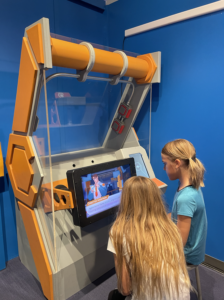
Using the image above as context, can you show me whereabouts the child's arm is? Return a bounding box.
[177,215,191,246]
[114,254,132,296]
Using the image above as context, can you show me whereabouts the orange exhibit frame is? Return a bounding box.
[6,18,164,300]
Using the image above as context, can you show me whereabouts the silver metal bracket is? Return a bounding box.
[110,51,128,85]
[77,42,95,82]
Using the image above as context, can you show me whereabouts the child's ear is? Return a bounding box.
[175,159,181,169]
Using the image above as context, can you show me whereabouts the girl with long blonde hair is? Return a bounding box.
[161,139,207,266]
[107,176,191,300]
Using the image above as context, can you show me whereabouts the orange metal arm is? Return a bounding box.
[18,201,54,300]
[12,37,38,133]
[0,143,4,177]
[51,38,156,83]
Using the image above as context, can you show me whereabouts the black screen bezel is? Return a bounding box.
[67,158,136,227]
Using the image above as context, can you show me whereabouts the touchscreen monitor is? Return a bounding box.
[67,158,136,227]
[81,164,131,218]
[129,153,149,178]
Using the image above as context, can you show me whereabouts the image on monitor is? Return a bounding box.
[129,153,149,178]
[81,164,131,218]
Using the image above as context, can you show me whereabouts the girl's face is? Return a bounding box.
[161,154,180,181]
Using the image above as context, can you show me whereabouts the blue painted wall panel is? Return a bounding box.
[0,167,18,269]
[108,0,224,261]
[107,0,218,49]
[82,0,105,10]
[53,0,108,44]
[0,179,6,270]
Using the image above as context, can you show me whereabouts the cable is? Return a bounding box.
[122,37,126,50]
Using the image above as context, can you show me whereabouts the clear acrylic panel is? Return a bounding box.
[32,68,133,271]
[51,33,141,58]
[29,33,141,279]
[33,70,57,272]
[34,72,130,155]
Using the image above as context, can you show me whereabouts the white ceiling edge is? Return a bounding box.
[105,0,118,5]
[125,0,224,37]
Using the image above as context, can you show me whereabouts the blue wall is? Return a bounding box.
[0,0,108,270]
[108,0,224,261]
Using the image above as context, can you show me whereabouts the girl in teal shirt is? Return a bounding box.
[161,139,207,265]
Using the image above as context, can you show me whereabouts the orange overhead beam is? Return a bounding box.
[18,201,54,300]
[51,38,156,83]
[126,56,148,78]
[51,38,89,70]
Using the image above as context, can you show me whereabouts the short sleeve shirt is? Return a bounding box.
[171,186,207,265]
[107,236,190,300]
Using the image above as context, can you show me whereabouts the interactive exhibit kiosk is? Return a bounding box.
[6,18,167,300]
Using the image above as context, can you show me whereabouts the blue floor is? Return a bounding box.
[0,257,223,300]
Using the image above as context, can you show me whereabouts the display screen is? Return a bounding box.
[129,153,149,178]
[81,164,132,218]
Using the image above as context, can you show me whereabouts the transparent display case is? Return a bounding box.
[32,68,138,298]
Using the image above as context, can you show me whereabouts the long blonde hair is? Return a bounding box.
[162,139,205,189]
[110,176,190,299]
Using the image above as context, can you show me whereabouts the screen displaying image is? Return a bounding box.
[129,153,149,178]
[81,164,131,218]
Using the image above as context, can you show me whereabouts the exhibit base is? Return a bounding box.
[15,197,114,300]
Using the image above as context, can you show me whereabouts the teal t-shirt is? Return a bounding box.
[171,186,207,265]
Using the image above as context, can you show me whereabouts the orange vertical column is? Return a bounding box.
[0,143,4,177]
[9,20,54,300]
[18,201,54,300]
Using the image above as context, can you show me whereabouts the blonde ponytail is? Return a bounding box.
[188,157,205,189]
[162,139,205,189]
